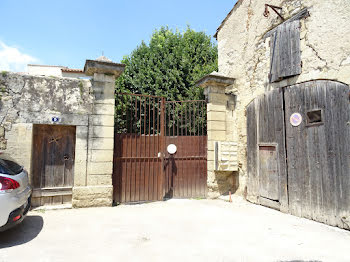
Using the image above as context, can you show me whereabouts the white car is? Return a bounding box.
[0,154,32,232]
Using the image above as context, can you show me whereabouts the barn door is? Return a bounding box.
[246,88,288,211]
[284,80,350,227]
[32,124,76,206]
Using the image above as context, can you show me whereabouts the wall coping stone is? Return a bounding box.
[196,72,235,88]
[84,59,125,77]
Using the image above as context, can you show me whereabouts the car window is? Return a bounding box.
[0,154,23,175]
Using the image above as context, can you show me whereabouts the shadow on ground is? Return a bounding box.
[0,215,44,248]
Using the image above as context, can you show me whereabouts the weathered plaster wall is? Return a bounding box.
[0,69,117,207]
[216,0,350,197]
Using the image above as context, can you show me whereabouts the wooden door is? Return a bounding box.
[32,124,76,205]
[258,145,279,201]
[284,80,350,227]
[246,88,288,211]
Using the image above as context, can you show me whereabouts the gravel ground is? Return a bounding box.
[1,197,349,262]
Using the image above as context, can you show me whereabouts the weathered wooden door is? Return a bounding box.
[32,124,76,205]
[246,88,288,211]
[284,80,350,227]
[258,145,279,201]
[247,80,350,229]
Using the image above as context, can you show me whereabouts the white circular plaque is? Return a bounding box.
[167,144,177,154]
[290,113,302,126]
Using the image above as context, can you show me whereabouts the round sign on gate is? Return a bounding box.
[290,113,302,126]
[167,144,177,154]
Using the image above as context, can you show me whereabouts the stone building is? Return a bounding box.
[0,58,125,208]
[197,0,350,229]
[27,64,87,78]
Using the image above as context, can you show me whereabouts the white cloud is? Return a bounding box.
[0,41,38,72]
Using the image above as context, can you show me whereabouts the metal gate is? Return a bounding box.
[113,94,207,204]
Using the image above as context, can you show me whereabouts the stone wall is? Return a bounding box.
[214,0,350,198]
[0,59,124,207]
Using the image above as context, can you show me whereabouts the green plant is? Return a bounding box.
[1,71,8,77]
[116,25,218,101]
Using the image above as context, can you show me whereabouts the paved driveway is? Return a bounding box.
[0,197,349,262]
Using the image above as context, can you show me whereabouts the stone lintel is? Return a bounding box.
[84,59,125,77]
[196,73,235,89]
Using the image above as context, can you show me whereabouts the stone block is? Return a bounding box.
[0,138,7,150]
[207,150,215,161]
[93,104,114,115]
[72,185,113,207]
[91,149,114,162]
[0,126,5,137]
[208,130,226,141]
[91,115,114,127]
[88,161,113,175]
[92,126,114,138]
[208,93,228,104]
[207,160,215,172]
[72,198,112,208]
[92,138,114,150]
[74,149,87,162]
[207,111,226,121]
[207,103,226,112]
[73,160,87,187]
[93,73,115,83]
[87,174,112,186]
[207,121,226,131]
[75,137,88,150]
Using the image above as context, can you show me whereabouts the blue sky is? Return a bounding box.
[0,0,236,72]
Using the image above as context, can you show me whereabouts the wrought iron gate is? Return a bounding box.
[113,94,207,204]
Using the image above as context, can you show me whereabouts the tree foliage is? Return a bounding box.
[116,26,218,101]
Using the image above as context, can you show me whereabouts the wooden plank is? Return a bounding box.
[279,22,289,78]
[264,8,309,39]
[258,145,279,200]
[246,99,258,198]
[290,20,302,76]
[259,197,281,210]
[32,187,72,197]
[269,30,280,82]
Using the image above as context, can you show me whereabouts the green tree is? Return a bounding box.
[116,26,218,101]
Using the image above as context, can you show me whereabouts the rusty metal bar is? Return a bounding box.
[116,92,163,99]
[176,103,179,137]
[172,102,175,136]
[160,97,165,199]
[165,100,206,103]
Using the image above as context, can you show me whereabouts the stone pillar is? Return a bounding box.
[196,73,237,198]
[72,58,125,207]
